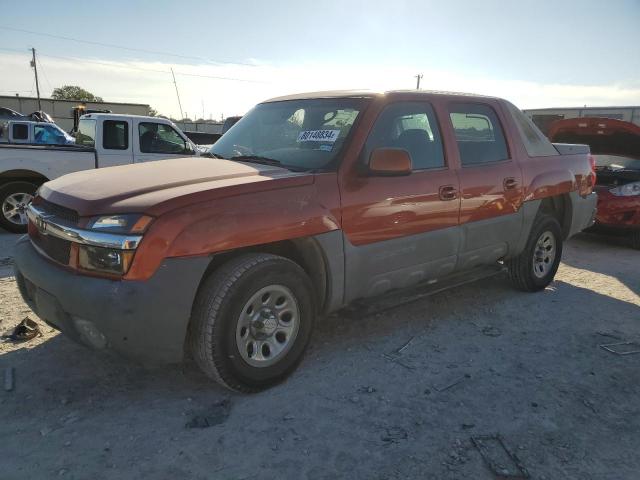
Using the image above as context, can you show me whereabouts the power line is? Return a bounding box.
[0,25,257,67]
[0,47,269,83]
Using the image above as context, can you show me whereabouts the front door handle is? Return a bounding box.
[439,185,458,201]
[503,177,518,190]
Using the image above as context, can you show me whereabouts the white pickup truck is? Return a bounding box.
[0,114,198,232]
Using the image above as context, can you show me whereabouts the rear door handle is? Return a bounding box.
[503,177,518,190]
[439,185,458,201]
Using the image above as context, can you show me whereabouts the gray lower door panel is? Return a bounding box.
[344,226,460,303]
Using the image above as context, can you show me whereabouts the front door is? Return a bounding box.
[134,121,195,163]
[340,101,461,302]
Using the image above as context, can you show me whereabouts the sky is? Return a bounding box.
[1,0,639,119]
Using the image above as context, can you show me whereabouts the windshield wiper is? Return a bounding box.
[229,155,283,167]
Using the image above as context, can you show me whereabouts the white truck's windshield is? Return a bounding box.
[209,98,368,170]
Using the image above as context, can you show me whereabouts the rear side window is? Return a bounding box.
[506,102,557,157]
[449,104,509,165]
[76,119,97,147]
[12,123,28,140]
[364,102,445,170]
[103,120,129,150]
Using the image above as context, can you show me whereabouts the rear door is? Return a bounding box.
[446,101,524,270]
[340,100,461,302]
[134,120,196,163]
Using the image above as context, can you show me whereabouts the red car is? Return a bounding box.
[549,117,640,249]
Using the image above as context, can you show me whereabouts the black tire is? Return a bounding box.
[631,231,640,250]
[190,253,316,393]
[0,181,39,233]
[507,214,563,292]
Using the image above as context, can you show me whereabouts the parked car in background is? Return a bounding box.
[0,113,199,232]
[14,90,597,392]
[548,117,640,249]
[0,120,75,146]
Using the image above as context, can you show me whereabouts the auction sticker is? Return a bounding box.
[297,130,340,142]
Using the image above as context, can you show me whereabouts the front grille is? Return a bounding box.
[38,199,79,225]
[31,231,71,265]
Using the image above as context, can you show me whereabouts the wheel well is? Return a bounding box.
[539,194,572,239]
[198,238,329,314]
[0,170,48,186]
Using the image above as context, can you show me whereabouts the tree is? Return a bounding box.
[51,85,103,102]
[148,107,158,117]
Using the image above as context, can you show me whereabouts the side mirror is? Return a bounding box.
[368,148,412,176]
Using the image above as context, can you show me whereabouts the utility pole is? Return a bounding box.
[414,73,423,90]
[170,68,184,120]
[30,48,42,110]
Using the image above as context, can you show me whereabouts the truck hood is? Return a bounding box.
[39,157,313,217]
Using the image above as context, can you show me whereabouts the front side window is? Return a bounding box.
[103,120,129,150]
[449,103,509,165]
[76,119,97,147]
[363,102,445,170]
[210,98,367,170]
[138,122,188,154]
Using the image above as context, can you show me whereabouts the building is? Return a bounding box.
[524,106,640,136]
[0,95,150,132]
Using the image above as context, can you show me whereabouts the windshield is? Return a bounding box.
[209,98,368,170]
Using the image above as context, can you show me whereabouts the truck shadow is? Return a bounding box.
[564,232,640,297]
[0,276,638,478]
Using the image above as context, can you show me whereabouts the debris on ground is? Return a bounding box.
[482,326,503,337]
[471,434,529,479]
[4,367,14,392]
[185,399,232,429]
[435,374,471,392]
[394,336,416,354]
[599,342,640,356]
[381,426,408,444]
[357,386,377,394]
[1,317,41,342]
[0,257,13,267]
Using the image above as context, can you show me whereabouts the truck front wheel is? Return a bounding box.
[0,181,39,233]
[190,253,316,393]
[507,214,563,292]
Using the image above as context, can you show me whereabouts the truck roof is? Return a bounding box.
[79,113,173,122]
[263,89,497,103]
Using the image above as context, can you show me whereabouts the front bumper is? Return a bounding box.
[13,236,210,364]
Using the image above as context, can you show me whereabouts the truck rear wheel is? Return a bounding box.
[0,181,38,233]
[507,214,563,292]
[190,253,316,393]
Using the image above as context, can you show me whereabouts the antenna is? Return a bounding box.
[30,48,42,110]
[414,73,423,90]
[170,67,184,120]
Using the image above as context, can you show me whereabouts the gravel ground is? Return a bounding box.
[0,230,638,480]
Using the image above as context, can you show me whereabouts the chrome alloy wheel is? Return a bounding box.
[2,192,33,226]
[236,285,300,368]
[532,230,556,279]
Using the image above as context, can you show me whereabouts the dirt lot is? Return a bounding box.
[0,230,638,480]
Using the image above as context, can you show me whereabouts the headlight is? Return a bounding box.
[78,245,135,275]
[87,214,153,233]
[610,182,640,197]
